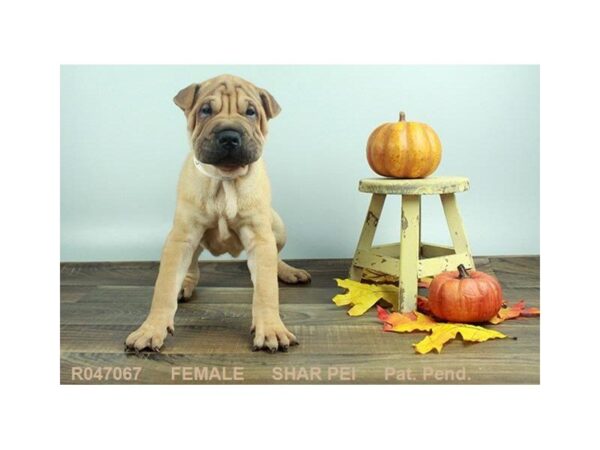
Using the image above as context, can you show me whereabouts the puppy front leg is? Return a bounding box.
[125,225,204,351]
[241,226,298,353]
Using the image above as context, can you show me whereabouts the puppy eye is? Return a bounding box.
[245,106,256,117]
[199,104,212,117]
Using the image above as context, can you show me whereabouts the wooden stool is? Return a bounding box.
[349,176,475,312]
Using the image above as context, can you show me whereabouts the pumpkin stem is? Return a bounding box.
[399,111,406,122]
[457,264,470,279]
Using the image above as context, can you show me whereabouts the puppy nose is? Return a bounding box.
[217,130,242,149]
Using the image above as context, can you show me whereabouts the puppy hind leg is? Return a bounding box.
[178,243,203,302]
[271,208,287,253]
[277,260,311,284]
[271,209,312,284]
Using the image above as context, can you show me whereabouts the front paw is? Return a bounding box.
[125,316,174,352]
[251,314,299,353]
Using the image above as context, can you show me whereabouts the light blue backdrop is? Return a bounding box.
[61,65,539,262]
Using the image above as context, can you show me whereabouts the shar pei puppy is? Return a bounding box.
[125,74,310,353]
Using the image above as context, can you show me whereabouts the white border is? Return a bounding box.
[2,0,599,447]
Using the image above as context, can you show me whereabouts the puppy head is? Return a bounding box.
[174,74,280,179]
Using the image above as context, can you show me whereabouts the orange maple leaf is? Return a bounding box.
[377,305,437,332]
[489,300,540,324]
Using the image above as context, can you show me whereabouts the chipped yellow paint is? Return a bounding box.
[348,193,386,281]
[440,193,475,269]
[398,195,420,312]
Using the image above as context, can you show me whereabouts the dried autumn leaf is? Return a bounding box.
[377,305,437,332]
[413,323,507,354]
[333,278,398,316]
[361,269,399,285]
[489,300,541,324]
[361,270,432,289]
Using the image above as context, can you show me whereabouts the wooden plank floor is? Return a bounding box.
[60,256,540,384]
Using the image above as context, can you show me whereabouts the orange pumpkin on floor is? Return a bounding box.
[366,112,442,178]
[427,265,503,323]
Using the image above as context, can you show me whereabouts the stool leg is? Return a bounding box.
[440,193,475,269]
[418,196,422,258]
[399,195,421,312]
[349,193,386,281]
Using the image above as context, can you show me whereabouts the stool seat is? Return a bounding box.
[359,176,470,195]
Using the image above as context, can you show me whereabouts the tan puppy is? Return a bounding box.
[125,74,310,353]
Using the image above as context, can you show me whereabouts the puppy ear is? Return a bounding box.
[258,88,281,120]
[173,83,200,112]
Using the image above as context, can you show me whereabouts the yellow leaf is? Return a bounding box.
[333,278,398,315]
[413,323,507,354]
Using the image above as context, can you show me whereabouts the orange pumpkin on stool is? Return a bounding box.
[366,112,442,178]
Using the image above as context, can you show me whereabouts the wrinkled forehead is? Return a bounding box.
[196,78,261,113]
